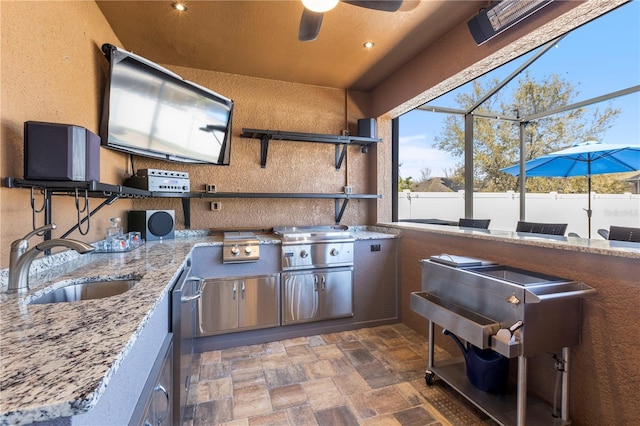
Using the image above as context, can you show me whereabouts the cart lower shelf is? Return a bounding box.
[427,358,569,426]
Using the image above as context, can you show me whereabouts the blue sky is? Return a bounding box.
[399,1,640,179]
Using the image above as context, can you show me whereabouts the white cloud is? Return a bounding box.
[399,134,459,179]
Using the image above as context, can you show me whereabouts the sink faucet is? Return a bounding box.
[7,224,95,294]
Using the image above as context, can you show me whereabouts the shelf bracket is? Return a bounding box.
[260,134,271,168]
[335,198,349,224]
[182,198,191,229]
[335,144,347,170]
[61,193,121,238]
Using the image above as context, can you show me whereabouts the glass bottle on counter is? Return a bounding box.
[106,217,125,251]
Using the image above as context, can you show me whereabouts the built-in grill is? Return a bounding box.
[273,226,354,324]
[410,254,596,426]
[222,232,260,263]
[274,225,354,270]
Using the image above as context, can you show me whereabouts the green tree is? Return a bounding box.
[435,71,622,193]
[398,176,413,192]
[397,162,413,191]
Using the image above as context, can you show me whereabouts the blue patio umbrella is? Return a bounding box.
[501,141,640,238]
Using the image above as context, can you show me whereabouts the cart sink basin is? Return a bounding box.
[28,278,139,304]
[463,265,568,286]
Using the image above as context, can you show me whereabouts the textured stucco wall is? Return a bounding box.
[0,1,132,266]
[399,229,640,425]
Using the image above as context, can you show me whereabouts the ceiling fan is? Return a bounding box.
[299,0,404,42]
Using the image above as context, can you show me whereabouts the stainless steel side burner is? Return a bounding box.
[222,232,260,263]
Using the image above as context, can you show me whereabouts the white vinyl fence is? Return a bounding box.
[398,190,640,238]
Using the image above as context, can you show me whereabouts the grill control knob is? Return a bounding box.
[330,248,339,256]
[245,246,253,254]
[300,250,309,258]
[230,246,240,256]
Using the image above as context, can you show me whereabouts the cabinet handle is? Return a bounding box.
[314,275,319,291]
[153,384,170,424]
[232,282,237,300]
[321,275,326,291]
[290,279,297,321]
[241,282,245,299]
[182,276,203,302]
[312,282,319,318]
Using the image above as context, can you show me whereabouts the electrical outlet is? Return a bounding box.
[211,201,221,211]
[205,184,216,193]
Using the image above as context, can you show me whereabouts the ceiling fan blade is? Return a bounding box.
[299,9,324,42]
[343,0,403,12]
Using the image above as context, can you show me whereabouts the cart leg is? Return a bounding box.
[424,320,437,386]
[517,355,527,426]
[428,320,435,370]
[561,347,570,422]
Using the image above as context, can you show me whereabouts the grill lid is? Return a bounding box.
[273,225,353,244]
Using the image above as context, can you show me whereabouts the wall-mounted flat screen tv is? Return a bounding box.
[100,43,233,165]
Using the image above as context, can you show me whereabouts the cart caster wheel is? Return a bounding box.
[425,371,436,386]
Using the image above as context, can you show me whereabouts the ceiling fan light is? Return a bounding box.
[302,0,339,13]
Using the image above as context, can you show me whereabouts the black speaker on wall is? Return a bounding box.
[128,210,175,241]
[357,118,377,138]
[24,121,100,181]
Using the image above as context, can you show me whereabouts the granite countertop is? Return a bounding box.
[0,228,397,425]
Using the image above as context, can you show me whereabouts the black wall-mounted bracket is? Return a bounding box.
[241,128,380,170]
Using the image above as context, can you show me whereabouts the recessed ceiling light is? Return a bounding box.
[172,2,187,12]
[363,41,375,49]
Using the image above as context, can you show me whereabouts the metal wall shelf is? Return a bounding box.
[5,178,381,235]
[240,128,381,169]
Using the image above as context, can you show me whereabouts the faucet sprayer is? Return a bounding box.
[6,224,95,294]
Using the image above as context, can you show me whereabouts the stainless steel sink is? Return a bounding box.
[28,278,139,304]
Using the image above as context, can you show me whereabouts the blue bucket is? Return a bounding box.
[444,330,509,393]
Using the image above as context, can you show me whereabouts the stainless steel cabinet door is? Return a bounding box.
[282,272,318,324]
[239,275,280,330]
[198,279,239,335]
[149,343,173,426]
[318,267,354,320]
[282,267,353,325]
[134,340,173,426]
